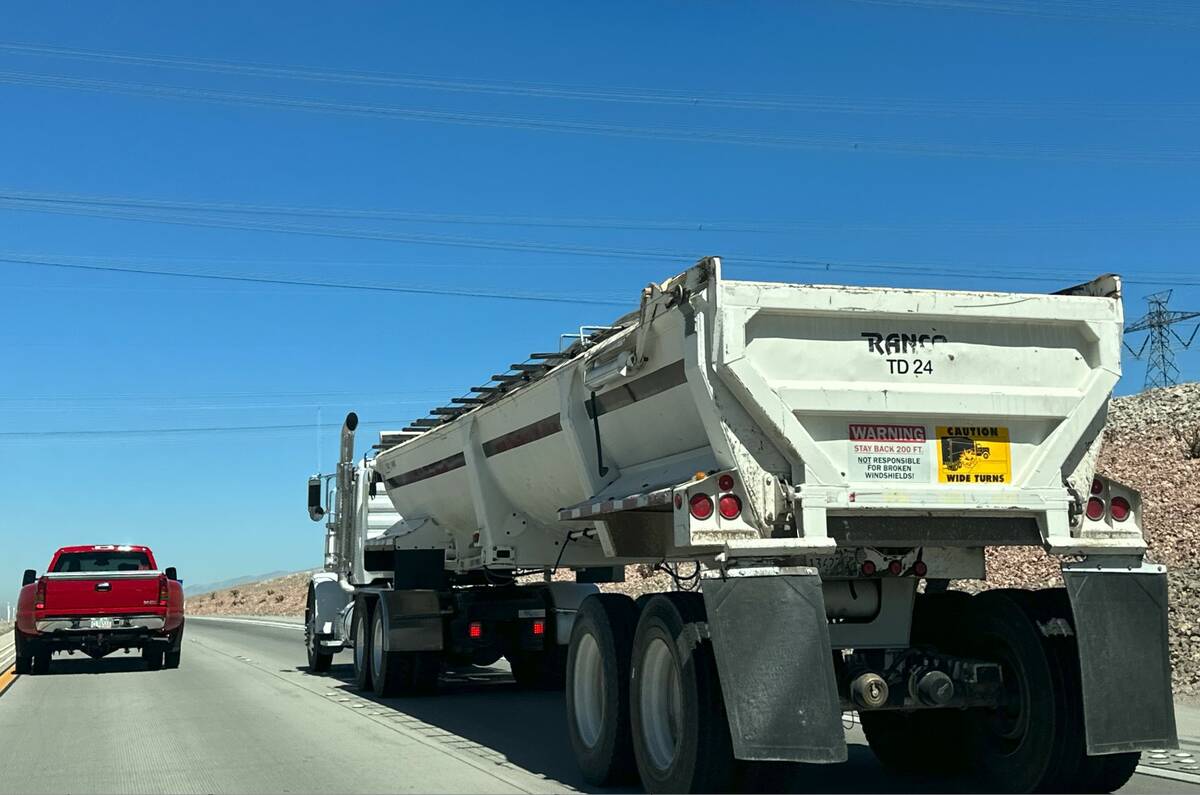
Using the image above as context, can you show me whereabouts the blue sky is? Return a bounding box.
[2,2,1198,604]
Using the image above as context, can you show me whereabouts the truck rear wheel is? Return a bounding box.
[629,593,735,794]
[352,599,372,691]
[14,632,32,675]
[370,606,441,697]
[164,628,183,670]
[957,590,1058,793]
[31,649,51,675]
[565,594,639,786]
[143,645,164,670]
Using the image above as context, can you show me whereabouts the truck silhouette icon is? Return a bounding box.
[941,435,992,471]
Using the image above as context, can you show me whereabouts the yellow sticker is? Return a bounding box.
[936,425,1011,484]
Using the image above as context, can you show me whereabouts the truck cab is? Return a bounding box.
[14,544,185,674]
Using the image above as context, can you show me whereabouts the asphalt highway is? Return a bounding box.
[0,617,1197,794]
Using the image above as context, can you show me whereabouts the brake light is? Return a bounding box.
[1110,496,1131,522]
[689,493,714,520]
[718,494,742,520]
[158,574,169,606]
[887,560,904,576]
[1086,497,1105,521]
[861,560,877,576]
[718,474,735,492]
[35,577,46,610]
[913,560,928,577]
[1090,477,1104,495]
[532,619,546,636]
[469,621,483,640]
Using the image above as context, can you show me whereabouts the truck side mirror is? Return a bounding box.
[165,566,178,581]
[308,475,325,522]
[22,569,36,587]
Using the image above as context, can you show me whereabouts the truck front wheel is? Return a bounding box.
[629,593,735,794]
[565,594,639,786]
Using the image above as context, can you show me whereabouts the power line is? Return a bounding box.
[1124,290,1200,389]
[842,0,1200,28]
[0,69,1195,164]
[0,255,630,307]
[2,39,1195,120]
[0,419,411,439]
[1,187,1196,234]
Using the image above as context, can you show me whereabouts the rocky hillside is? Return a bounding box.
[186,384,1200,690]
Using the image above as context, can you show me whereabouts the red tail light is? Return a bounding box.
[532,619,546,636]
[689,494,714,520]
[35,577,46,609]
[861,560,877,576]
[1085,497,1105,521]
[469,621,483,640]
[913,560,928,577]
[718,474,735,492]
[1090,477,1104,495]
[1110,496,1131,522]
[718,494,742,520]
[887,560,904,576]
[158,574,169,606]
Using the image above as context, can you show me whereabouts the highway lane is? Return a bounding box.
[0,618,1198,794]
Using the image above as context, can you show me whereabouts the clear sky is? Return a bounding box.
[2,1,1198,605]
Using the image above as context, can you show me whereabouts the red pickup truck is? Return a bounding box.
[14,545,185,674]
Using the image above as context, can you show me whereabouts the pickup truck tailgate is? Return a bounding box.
[42,572,162,615]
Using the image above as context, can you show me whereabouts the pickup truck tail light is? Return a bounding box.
[35,577,46,609]
[158,574,169,606]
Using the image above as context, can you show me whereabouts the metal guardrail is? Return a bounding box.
[0,629,16,671]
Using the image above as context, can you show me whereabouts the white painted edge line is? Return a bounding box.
[187,615,304,631]
[1135,765,1200,784]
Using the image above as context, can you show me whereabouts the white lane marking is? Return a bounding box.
[187,616,304,631]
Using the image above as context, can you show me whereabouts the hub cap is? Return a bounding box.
[639,637,683,772]
[572,633,605,748]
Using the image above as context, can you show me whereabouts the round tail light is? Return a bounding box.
[861,560,877,576]
[1090,477,1104,495]
[887,560,903,576]
[718,494,742,520]
[1085,497,1105,521]
[913,560,928,577]
[718,474,735,492]
[1110,496,1131,522]
[689,493,714,520]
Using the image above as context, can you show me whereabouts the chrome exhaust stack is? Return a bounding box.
[334,412,359,579]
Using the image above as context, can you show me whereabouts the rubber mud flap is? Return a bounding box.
[701,567,846,763]
[1064,568,1178,753]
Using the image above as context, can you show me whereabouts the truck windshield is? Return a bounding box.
[52,551,152,572]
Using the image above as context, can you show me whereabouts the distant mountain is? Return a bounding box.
[185,570,294,596]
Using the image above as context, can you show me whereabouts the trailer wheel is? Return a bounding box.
[565,594,639,786]
[629,593,735,794]
[860,590,972,774]
[352,598,373,691]
[1025,588,1138,794]
[957,590,1058,793]
[306,587,333,673]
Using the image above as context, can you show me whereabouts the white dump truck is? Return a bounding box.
[305,257,1175,793]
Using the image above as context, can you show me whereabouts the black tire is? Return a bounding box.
[14,633,32,675]
[306,588,333,673]
[957,590,1059,793]
[31,649,51,675]
[1027,589,1138,794]
[163,629,183,672]
[352,598,372,691]
[565,594,639,786]
[629,592,735,794]
[142,646,163,671]
[510,645,567,690]
[369,604,441,698]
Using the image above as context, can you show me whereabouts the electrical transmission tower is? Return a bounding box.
[1124,290,1200,389]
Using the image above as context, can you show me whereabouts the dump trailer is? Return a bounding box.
[305,257,1175,794]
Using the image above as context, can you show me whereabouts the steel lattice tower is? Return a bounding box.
[1124,290,1200,389]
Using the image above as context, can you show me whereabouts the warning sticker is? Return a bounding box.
[936,425,1012,484]
[848,424,930,483]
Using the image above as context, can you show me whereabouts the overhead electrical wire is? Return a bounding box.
[1,188,1195,234]
[0,40,1195,120]
[840,0,1200,28]
[0,69,1194,164]
[0,419,411,439]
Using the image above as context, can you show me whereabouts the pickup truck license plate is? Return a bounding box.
[89,617,114,630]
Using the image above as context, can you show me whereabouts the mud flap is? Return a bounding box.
[701,566,846,763]
[1063,562,1178,753]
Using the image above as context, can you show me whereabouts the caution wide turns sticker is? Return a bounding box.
[936,425,1011,484]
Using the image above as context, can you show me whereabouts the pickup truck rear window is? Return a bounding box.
[52,551,152,573]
